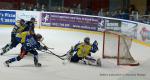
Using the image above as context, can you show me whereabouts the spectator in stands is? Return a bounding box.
[69,8,74,14]
[41,4,47,11]
[98,8,104,16]
[33,3,41,11]
[105,11,110,17]
[65,8,70,13]
[85,7,93,15]
[20,2,27,10]
[112,10,120,18]
[57,7,62,12]
[76,4,82,14]
[128,5,136,14]
[128,5,139,21]
[28,4,33,11]
[121,9,129,20]
[145,5,150,15]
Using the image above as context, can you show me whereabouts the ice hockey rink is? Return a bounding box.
[0,26,150,80]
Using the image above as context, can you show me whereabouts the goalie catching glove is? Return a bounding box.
[90,40,98,53]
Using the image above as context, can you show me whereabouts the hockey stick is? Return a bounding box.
[40,49,65,60]
[40,42,54,50]
[47,49,71,65]
[40,49,70,65]
[47,49,66,60]
[58,50,70,57]
[39,42,72,65]
[40,41,69,57]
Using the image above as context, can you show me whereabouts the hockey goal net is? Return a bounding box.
[102,31,139,66]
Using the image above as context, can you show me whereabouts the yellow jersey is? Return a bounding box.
[76,43,92,58]
[12,24,26,33]
[16,31,30,43]
[16,24,26,33]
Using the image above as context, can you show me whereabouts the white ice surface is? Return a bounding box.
[0,27,150,80]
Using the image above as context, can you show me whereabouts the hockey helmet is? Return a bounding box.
[30,17,36,23]
[84,37,90,44]
[36,33,43,41]
[19,19,25,25]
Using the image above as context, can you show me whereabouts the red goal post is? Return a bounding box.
[102,31,139,66]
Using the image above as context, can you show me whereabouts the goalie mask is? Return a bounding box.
[84,37,90,44]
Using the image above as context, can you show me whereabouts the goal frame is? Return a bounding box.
[102,31,139,66]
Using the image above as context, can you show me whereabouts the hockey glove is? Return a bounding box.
[43,46,48,50]
[93,40,98,46]
[91,40,98,53]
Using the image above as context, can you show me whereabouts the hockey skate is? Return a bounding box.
[0,44,11,55]
[4,61,10,67]
[0,49,3,55]
[35,63,42,67]
[34,55,42,67]
[0,49,6,55]
[0,47,6,55]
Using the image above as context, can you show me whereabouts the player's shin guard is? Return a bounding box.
[34,55,41,67]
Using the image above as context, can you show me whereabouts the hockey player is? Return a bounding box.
[24,17,36,33]
[0,19,26,55]
[67,37,100,66]
[1,18,36,55]
[4,31,47,67]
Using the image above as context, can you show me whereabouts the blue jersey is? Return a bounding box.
[16,32,42,51]
[22,35,41,51]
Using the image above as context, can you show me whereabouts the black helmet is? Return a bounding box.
[20,19,25,23]
[30,17,36,22]
[30,17,35,21]
[35,33,43,41]
[19,19,25,24]
[84,37,90,44]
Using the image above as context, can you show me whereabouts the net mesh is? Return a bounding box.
[103,31,139,66]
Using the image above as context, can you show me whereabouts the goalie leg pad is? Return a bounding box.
[79,58,101,67]
[70,53,82,62]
